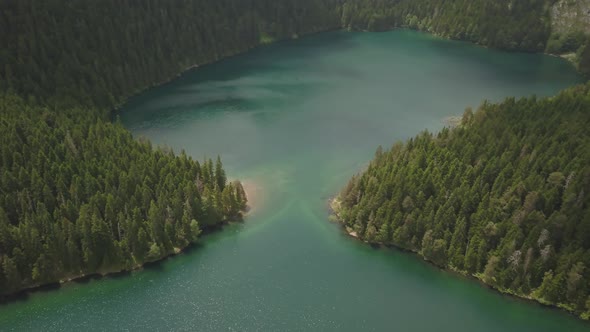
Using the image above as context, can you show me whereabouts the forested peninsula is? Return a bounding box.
[334,84,590,319]
[1,0,589,299]
[0,93,248,296]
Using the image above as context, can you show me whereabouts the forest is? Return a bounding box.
[341,0,552,51]
[0,0,341,111]
[0,0,589,297]
[0,93,247,295]
[340,0,590,75]
[335,83,590,319]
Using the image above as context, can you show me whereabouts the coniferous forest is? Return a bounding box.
[0,0,589,304]
[0,0,341,110]
[335,83,590,319]
[0,93,247,295]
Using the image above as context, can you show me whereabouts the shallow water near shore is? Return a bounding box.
[1,30,588,331]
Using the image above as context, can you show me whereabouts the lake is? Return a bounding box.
[1,30,587,331]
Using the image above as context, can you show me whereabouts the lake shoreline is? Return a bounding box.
[110,27,583,120]
[0,181,258,305]
[328,197,590,322]
[109,28,342,118]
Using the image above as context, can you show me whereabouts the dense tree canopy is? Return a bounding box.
[0,0,341,111]
[341,0,552,51]
[335,83,590,319]
[0,94,247,295]
[340,0,590,75]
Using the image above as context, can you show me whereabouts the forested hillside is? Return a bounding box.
[340,0,590,75]
[0,0,341,111]
[0,94,247,295]
[341,0,551,51]
[334,83,590,319]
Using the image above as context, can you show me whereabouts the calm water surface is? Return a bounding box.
[1,30,588,331]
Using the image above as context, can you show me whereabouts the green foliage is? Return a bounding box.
[340,0,553,52]
[0,0,341,111]
[0,95,247,295]
[190,220,202,243]
[546,31,588,54]
[337,83,590,318]
[147,243,162,262]
[578,40,590,76]
[259,32,276,45]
